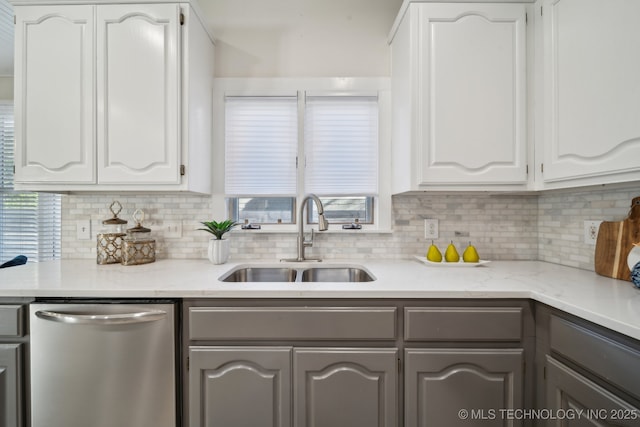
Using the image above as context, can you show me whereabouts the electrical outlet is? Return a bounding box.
[584,220,602,245]
[424,219,439,239]
[76,220,91,240]
[162,220,182,239]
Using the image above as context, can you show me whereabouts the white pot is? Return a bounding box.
[208,238,230,264]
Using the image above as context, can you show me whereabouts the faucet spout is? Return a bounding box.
[283,194,329,262]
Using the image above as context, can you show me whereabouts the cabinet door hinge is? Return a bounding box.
[525,12,528,24]
[13,165,15,174]
[180,164,186,176]
[187,356,190,371]
[526,165,529,175]
[14,15,16,24]
[180,13,185,25]
[541,163,544,173]
[541,6,543,16]
[543,366,546,380]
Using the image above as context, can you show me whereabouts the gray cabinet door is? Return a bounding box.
[0,344,22,427]
[189,346,292,427]
[405,348,524,427]
[294,348,398,427]
[546,356,640,427]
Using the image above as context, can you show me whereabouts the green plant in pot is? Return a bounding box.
[199,220,238,264]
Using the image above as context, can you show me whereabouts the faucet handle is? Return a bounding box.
[303,228,315,247]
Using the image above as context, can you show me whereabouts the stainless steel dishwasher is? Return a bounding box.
[30,301,177,427]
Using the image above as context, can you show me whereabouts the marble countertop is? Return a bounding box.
[2,258,639,340]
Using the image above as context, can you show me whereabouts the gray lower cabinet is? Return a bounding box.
[189,346,292,427]
[189,345,398,427]
[405,348,524,427]
[0,344,23,427]
[186,303,400,427]
[294,348,398,427]
[536,305,640,427]
[185,301,533,427]
[403,303,532,427]
[0,302,27,427]
[545,356,639,427]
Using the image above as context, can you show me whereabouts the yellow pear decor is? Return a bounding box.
[426,241,443,262]
[444,241,460,263]
[462,241,480,263]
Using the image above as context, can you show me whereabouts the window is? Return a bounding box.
[224,88,382,228]
[304,95,378,224]
[225,96,297,224]
[0,102,61,263]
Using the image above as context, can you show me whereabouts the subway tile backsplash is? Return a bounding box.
[537,186,639,270]
[61,186,638,272]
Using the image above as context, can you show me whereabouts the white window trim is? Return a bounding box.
[211,77,392,233]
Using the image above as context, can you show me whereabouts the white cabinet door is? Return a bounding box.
[416,3,527,185]
[96,4,181,184]
[14,5,95,183]
[542,0,640,184]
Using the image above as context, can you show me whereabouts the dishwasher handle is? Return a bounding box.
[35,309,167,325]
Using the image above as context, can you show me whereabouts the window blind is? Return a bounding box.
[0,102,61,263]
[225,96,298,196]
[304,95,378,195]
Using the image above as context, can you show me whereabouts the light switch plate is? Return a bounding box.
[76,220,91,240]
[162,221,183,239]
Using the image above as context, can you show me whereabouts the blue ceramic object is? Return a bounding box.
[632,261,640,289]
[0,255,28,268]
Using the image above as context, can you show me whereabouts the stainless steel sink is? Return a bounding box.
[220,267,297,282]
[219,265,375,283]
[300,267,375,282]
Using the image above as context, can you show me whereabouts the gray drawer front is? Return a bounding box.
[0,305,24,337]
[550,315,640,400]
[189,307,397,340]
[404,307,523,341]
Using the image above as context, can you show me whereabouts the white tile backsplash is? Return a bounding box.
[60,187,638,271]
[537,186,639,271]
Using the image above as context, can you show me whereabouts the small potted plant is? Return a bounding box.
[199,219,238,264]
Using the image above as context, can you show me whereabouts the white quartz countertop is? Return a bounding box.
[2,258,640,340]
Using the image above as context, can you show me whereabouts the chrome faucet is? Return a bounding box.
[283,194,329,262]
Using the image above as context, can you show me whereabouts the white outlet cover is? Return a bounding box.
[424,219,439,239]
[583,220,602,245]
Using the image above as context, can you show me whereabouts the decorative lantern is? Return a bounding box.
[96,201,127,264]
[122,209,156,266]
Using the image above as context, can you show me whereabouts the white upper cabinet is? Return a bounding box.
[96,4,181,184]
[14,5,95,184]
[390,2,528,193]
[13,1,213,193]
[539,0,640,188]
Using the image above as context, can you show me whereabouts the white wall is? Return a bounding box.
[0,76,12,100]
[199,0,403,77]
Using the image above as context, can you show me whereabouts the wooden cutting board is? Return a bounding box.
[595,197,640,281]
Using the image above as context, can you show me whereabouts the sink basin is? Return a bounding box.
[220,267,297,282]
[219,265,375,283]
[300,267,375,282]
